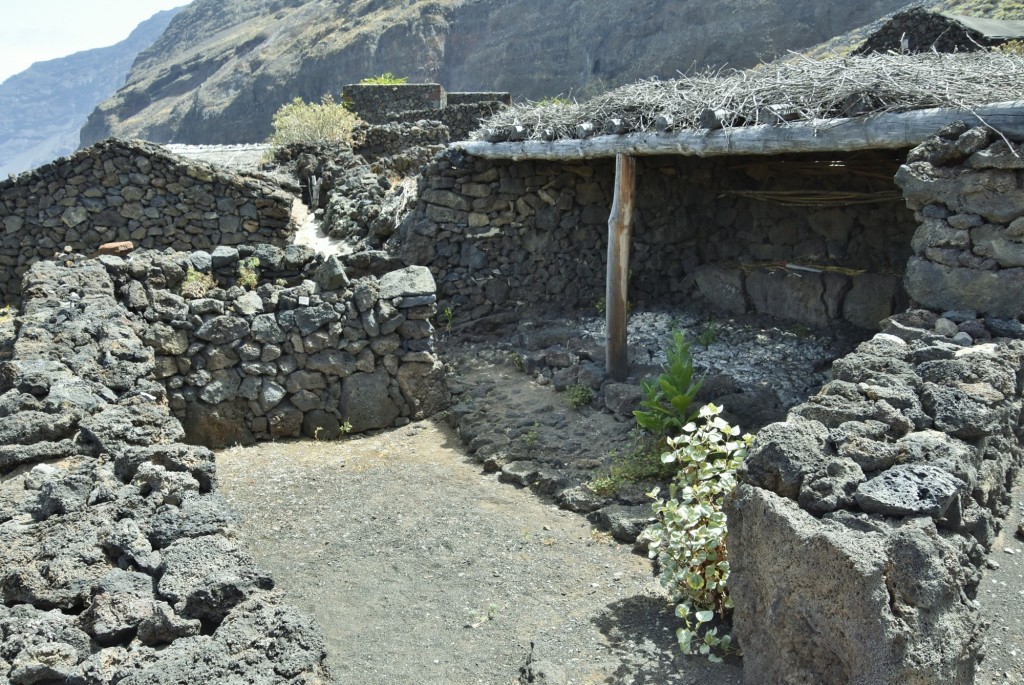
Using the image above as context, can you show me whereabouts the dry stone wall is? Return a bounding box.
[97,246,449,448]
[394,148,917,330]
[394,102,510,141]
[342,84,444,124]
[343,84,509,141]
[723,123,1024,685]
[896,124,1024,320]
[727,310,1024,684]
[0,139,296,304]
[0,257,332,684]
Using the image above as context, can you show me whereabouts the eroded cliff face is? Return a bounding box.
[81,0,913,146]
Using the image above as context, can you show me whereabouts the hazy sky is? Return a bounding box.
[0,0,194,85]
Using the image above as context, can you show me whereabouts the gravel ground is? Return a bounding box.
[217,421,743,685]
[976,474,1024,685]
[216,306,1024,684]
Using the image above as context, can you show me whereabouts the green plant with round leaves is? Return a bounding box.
[642,403,753,663]
[634,331,703,440]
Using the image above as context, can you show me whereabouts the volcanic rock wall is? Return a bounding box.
[342,84,445,124]
[344,84,510,142]
[0,139,296,304]
[896,124,1024,320]
[727,311,1024,684]
[725,125,1024,684]
[394,148,916,329]
[0,257,332,684]
[97,246,449,448]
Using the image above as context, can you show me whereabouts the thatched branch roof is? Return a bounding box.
[470,52,1024,146]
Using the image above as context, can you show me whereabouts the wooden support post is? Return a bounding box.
[606,153,636,382]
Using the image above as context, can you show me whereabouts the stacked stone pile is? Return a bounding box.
[393,102,507,141]
[322,171,416,246]
[353,120,449,163]
[0,139,295,303]
[726,309,1024,684]
[0,257,332,684]
[98,246,450,447]
[856,8,992,55]
[897,123,1024,319]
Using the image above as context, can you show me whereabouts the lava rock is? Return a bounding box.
[854,464,962,517]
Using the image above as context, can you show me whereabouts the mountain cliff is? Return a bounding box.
[0,7,183,177]
[81,0,914,146]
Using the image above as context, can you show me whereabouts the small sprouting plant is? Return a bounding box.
[642,403,753,663]
[359,72,409,85]
[790,323,813,338]
[586,431,673,497]
[181,267,217,298]
[340,420,353,435]
[595,297,606,316]
[697,322,720,348]
[535,96,573,107]
[237,256,260,290]
[443,306,455,332]
[567,383,594,409]
[509,351,524,371]
[587,473,621,498]
[634,332,704,441]
[465,603,499,629]
[522,424,540,450]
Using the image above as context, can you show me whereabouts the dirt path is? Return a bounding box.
[217,421,743,685]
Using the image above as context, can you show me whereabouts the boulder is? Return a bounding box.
[378,265,436,300]
[727,484,980,685]
[341,369,400,431]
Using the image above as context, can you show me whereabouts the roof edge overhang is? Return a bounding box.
[456,100,1024,161]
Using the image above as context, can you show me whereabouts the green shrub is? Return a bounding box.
[358,72,408,85]
[642,404,752,662]
[567,383,594,409]
[237,256,260,290]
[180,267,217,298]
[268,95,362,147]
[697,322,720,348]
[634,332,703,439]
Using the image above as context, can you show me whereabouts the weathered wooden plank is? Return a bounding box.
[458,101,1024,160]
[606,153,637,382]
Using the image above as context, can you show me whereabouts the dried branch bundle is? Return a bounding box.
[474,52,1024,141]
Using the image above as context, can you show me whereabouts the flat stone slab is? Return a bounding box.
[378,266,435,300]
[854,463,962,517]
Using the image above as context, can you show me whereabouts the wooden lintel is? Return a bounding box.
[606,153,637,382]
[457,100,1024,160]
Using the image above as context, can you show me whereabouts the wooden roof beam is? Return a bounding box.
[457,101,1024,161]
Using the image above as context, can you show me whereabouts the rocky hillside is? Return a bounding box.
[804,0,1024,56]
[81,0,913,146]
[0,7,182,177]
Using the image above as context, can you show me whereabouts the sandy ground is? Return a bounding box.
[217,420,744,685]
